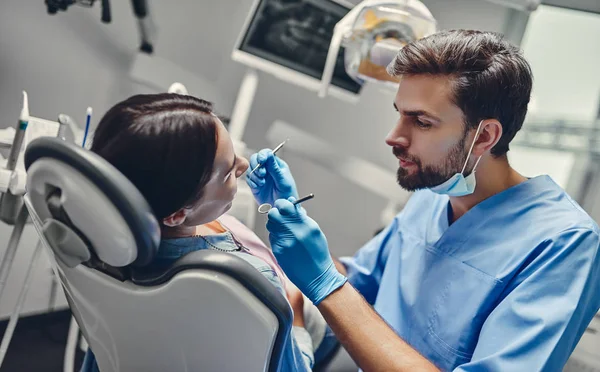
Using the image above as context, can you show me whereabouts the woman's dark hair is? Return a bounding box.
[388,30,533,156]
[91,93,218,220]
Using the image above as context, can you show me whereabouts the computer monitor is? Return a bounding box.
[232,0,363,102]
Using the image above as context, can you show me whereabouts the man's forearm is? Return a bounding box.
[317,283,439,372]
[332,257,347,276]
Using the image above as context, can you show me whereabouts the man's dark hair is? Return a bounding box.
[91,93,218,220]
[387,29,533,156]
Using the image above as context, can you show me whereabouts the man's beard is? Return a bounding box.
[395,130,470,192]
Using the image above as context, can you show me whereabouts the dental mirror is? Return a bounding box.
[257,193,315,214]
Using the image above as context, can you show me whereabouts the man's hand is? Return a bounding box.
[267,199,439,372]
[266,197,347,305]
[246,149,298,206]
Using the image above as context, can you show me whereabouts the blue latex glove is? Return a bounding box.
[246,149,298,206]
[267,197,347,305]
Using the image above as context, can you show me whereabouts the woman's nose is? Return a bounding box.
[236,156,250,177]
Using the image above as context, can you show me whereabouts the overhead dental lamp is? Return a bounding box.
[319,0,437,98]
[45,0,155,54]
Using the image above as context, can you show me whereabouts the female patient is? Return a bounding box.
[80,93,314,371]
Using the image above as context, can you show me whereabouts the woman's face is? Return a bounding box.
[176,118,249,226]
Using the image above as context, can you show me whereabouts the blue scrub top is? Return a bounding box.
[341,175,600,371]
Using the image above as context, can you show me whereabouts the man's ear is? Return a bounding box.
[162,208,188,227]
[473,119,502,157]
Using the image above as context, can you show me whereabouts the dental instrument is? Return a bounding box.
[82,107,92,148]
[5,91,29,171]
[258,193,315,215]
[0,91,29,224]
[248,138,289,176]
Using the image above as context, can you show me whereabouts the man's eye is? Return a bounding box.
[415,119,432,129]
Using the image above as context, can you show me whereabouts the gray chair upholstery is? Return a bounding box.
[23,137,292,372]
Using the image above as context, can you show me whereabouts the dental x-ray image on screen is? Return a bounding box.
[237,0,363,95]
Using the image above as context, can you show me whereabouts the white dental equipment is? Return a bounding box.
[167,82,189,95]
[5,92,28,172]
[0,92,70,369]
[319,0,437,98]
[232,0,363,103]
[0,92,30,224]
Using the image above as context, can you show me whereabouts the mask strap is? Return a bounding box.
[460,121,484,175]
[471,155,483,173]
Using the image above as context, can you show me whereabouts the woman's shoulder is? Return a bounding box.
[229,251,275,274]
[218,214,271,249]
[228,251,285,294]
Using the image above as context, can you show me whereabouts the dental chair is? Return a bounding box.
[22,137,292,372]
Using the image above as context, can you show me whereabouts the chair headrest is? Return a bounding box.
[24,137,160,267]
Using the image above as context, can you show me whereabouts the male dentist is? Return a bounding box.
[247,30,600,371]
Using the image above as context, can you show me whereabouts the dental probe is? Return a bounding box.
[248,138,289,176]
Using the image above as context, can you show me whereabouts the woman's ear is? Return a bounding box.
[162,209,188,227]
[473,119,502,157]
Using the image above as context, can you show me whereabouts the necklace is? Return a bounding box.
[192,233,243,252]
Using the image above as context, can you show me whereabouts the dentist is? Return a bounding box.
[247,30,600,371]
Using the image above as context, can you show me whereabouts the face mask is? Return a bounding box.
[429,121,484,197]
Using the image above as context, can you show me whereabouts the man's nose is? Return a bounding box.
[385,120,410,149]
